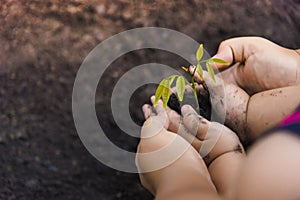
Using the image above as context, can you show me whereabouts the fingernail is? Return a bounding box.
[157,99,163,105]
[212,53,230,63]
[142,104,149,111]
[181,105,190,115]
[150,96,155,103]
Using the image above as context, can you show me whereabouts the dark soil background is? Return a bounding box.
[0,0,299,199]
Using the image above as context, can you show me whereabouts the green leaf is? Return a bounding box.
[206,62,216,83]
[161,81,171,108]
[176,76,185,101]
[154,75,177,108]
[196,62,204,80]
[196,44,203,61]
[154,79,167,106]
[210,58,230,65]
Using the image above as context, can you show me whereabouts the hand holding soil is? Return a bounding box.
[213,37,300,94]
[137,98,245,198]
[137,36,300,200]
[191,37,300,144]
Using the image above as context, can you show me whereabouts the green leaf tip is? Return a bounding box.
[196,63,204,80]
[210,57,230,65]
[154,75,177,108]
[196,44,203,61]
[176,76,185,101]
[154,79,167,107]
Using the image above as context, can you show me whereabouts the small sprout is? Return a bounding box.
[154,44,228,109]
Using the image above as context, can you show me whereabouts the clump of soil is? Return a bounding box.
[168,83,211,120]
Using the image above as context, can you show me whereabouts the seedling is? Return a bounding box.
[154,44,229,108]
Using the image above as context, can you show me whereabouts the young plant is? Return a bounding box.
[154,44,229,108]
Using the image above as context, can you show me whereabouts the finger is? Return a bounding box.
[176,122,203,152]
[150,96,169,129]
[189,63,227,97]
[188,66,228,124]
[218,63,239,86]
[165,106,181,133]
[212,44,233,70]
[142,104,152,120]
[165,106,203,151]
[189,65,224,92]
[150,96,165,115]
[202,70,226,97]
[181,105,210,140]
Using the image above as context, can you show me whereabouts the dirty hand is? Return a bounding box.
[165,103,244,165]
[190,67,250,143]
[136,99,213,195]
[212,37,300,95]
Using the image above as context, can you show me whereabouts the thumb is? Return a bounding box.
[213,37,253,70]
[212,44,233,70]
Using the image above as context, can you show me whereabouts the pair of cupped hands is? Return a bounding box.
[136,37,300,193]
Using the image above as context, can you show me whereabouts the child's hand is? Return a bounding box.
[136,99,213,195]
[167,104,245,166]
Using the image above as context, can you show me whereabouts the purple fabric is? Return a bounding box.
[280,111,300,126]
[260,106,300,143]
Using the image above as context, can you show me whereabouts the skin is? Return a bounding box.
[213,37,300,141]
[189,37,300,144]
[191,69,250,144]
[137,107,300,200]
[191,69,300,145]
[214,37,300,94]
[136,100,244,200]
[136,37,300,199]
[246,85,300,141]
[236,133,300,200]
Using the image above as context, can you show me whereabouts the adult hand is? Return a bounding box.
[213,37,300,95]
[190,37,300,142]
[188,68,250,144]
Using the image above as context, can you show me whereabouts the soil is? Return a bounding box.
[1,0,300,199]
[168,84,211,120]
